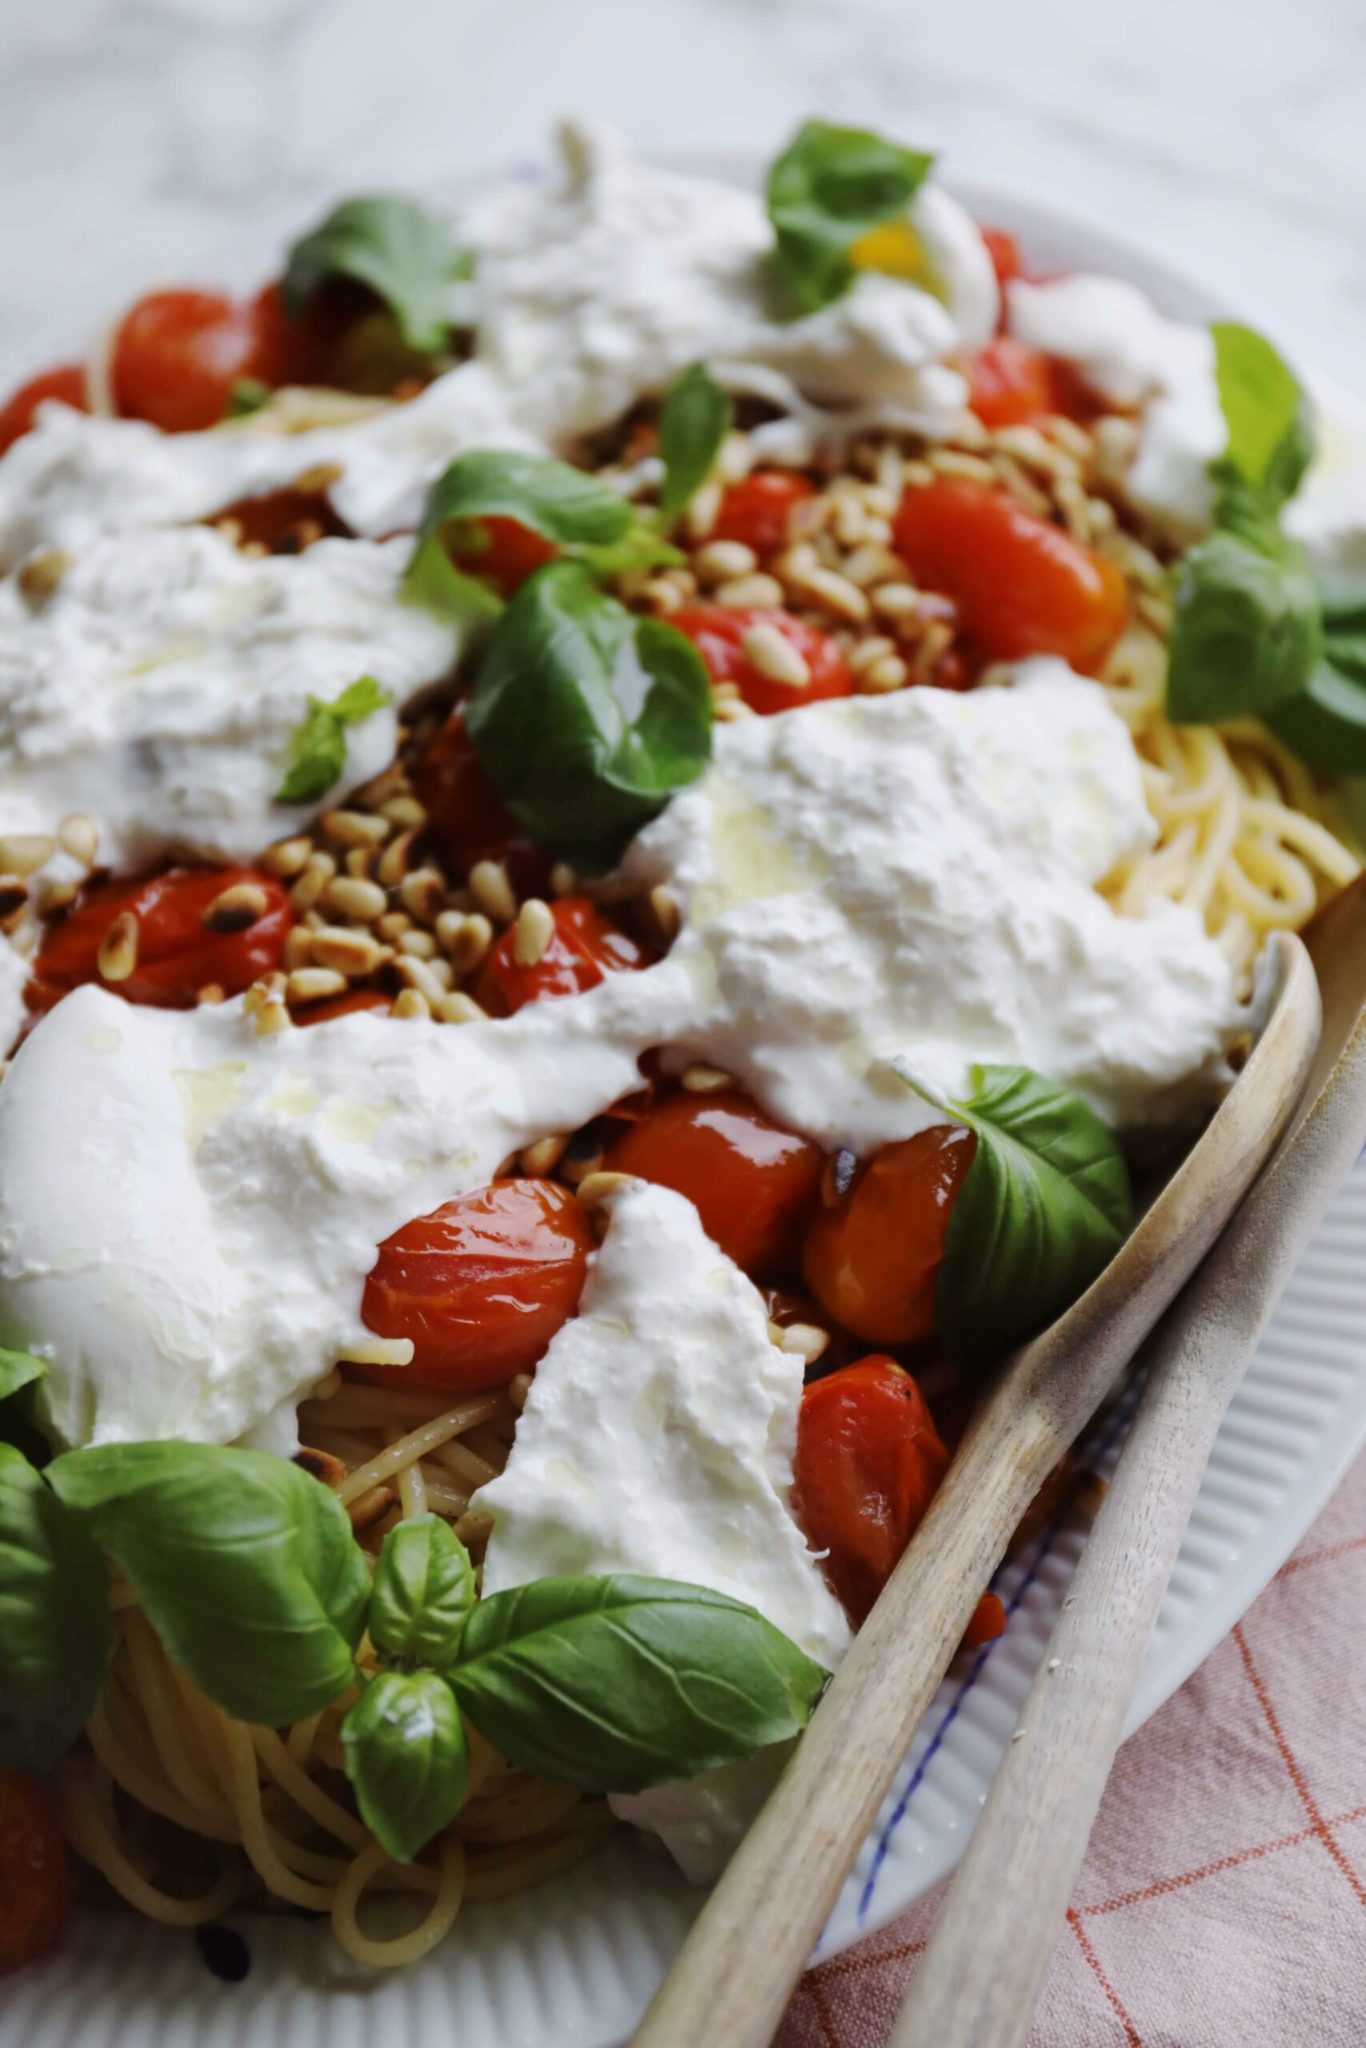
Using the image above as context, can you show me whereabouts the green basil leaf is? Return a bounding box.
[1167,528,1321,725]
[275,673,393,805]
[47,1442,368,1726]
[767,119,935,314]
[225,377,271,419]
[369,1513,475,1671]
[465,562,712,872]
[574,528,686,580]
[283,195,465,354]
[0,1347,45,1405]
[657,363,733,521]
[341,1668,468,1864]
[403,535,505,632]
[1211,322,1314,510]
[1319,575,1366,684]
[900,1062,1132,1367]
[448,1573,827,1794]
[0,1445,111,1770]
[415,450,634,555]
[1268,658,1366,775]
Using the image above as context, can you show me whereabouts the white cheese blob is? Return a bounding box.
[619,663,1241,1147]
[477,1179,851,1879]
[1008,274,1224,541]
[0,975,667,1448]
[0,525,456,866]
[1286,382,1366,578]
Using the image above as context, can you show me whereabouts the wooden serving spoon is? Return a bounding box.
[889,873,1366,2048]
[631,926,1322,2048]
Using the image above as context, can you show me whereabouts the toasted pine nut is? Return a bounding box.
[513,898,555,968]
[261,835,314,878]
[468,860,517,926]
[56,814,98,867]
[309,927,389,976]
[520,1133,568,1176]
[714,573,785,608]
[203,881,271,932]
[399,867,445,925]
[290,852,336,912]
[439,911,494,976]
[694,539,758,584]
[380,795,426,830]
[650,884,680,942]
[0,834,55,878]
[287,967,348,1004]
[17,549,69,603]
[575,1170,637,1209]
[377,830,417,889]
[398,928,438,960]
[323,875,387,924]
[321,808,390,849]
[681,1062,734,1093]
[437,991,488,1025]
[392,988,431,1020]
[739,622,810,689]
[863,654,909,694]
[96,912,138,982]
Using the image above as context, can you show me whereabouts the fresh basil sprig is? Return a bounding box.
[767,119,935,314]
[657,363,732,521]
[282,195,466,355]
[465,561,713,871]
[447,1573,828,1793]
[276,674,393,806]
[1269,574,1366,772]
[342,1668,469,1865]
[899,1062,1132,1366]
[1210,321,1314,511]
[47,1442,370,1726]
[0,1445,112,1770]
[0,1347,46,1405]
[368,1512,475,1671]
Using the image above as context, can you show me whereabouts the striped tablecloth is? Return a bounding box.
[776,1442,1366,2048]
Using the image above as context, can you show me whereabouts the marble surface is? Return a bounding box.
[0,0,1363,389]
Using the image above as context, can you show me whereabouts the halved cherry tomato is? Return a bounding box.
[670,605,854,717]
[802,1124,975,1347]
[0,1771,70,1977]
[295,988,392,1025]
[30,866,292,1011]
[979,226,1022,292]
[356,1178,593,1391]
[110,282,328,433]
[794,1355,951,1623]
[411,707,545,888]
[603,1088,824,1282]
[474,895,648,1017]
[0,365,87,456]
[893,478,1128,674]
[712,472,816,556]
[968,337,1063,429]
[450,516,558,596]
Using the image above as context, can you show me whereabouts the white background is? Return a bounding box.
[0,0,1363,384]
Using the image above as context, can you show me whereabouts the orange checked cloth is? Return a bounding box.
[775,1442,1366,2048]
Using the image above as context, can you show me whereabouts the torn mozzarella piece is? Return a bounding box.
[477,1180,851,1879]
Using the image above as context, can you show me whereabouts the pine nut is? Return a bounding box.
[437,991,488,1025]
[468,860,517,926]
[292,462,343,495]
[439,911,494,975]
[287,967,348,1004]
[377,910,412,944]
[575,1170,637,1209]
[196,983,226,1006]
[849,635,897,674]
[398,928,438,960]
[685,480,722,540]
[396,956,448,1008]
[380,795,426,830]
[56,814,98,867]
[694,539,758,584]
[96,911,138,982]
[863,654,909,694]
[739,622,810,689]
[871,581,921,621]
[392,988,431,1020]
[842,544,902,588]
[309,927,389,976]
[549,862,578,898]
[0,833,54,877]
[290,852,336,912]
[650,884,680,942]
[641,575,684,614]
[681,1062,734,1093]
[377,830,417,889]
[343,846,375,879]
[323,875,387,924]
[775,1322,829,1366]
[321,808,390,849]
[283,928,314,971]
[17,549,69,603]
[399,867,445,925]
[520,1133,568,1176]
[714,573,785,608]
[261,836,313,878]
[253,995,292,1036]
[792,565,870,623]
[513,898,555,968]
[716,431,753,484]
[203,881,271,932]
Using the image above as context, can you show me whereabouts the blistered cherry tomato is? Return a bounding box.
[474,895,647,1017]
[0,365,87,456]
[979,226,1022,292]
[294,988,392,1025]
[356,1179,593,1391]
[0,1772,70,1977]
[111,282,326,433]
[711,471,816,556]
[893,478,1128,674]
[794,1355,951,1623]
[802,1124,975,1347]
[450,516,558,596]
[205,484,347,554]
[411,707,540,885]
[670,605,854,717]
[30,866,292,1011]
[968,337,1062,429]
[962,1591,1007,1647]
[603,1088,824,1282]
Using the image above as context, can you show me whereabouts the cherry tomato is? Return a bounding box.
[206,484,347,554]
[30,866,292,1011]
[474,895,648,1017]
[968,337,1065,429]
[711,472,816,556]
[802,1124,975,1347]
[603,1088,824,1282]
[670,605,854,717]
[0,365,87,456]
[893,478,1128,674]
[979,226,1022,292]
[111,282,328,433]
[356,1179,593,1391]
[794,1355,951,1623]
[449,516,558,596]
[295,988,392,1025]
[411,707,542,886]
[0,1771,70,1977]
[962,1590,1007,1647]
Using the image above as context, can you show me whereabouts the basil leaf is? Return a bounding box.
[341,1669,468,1864]
[901,1062,1132,1367]
[225,377,271,419]
[448,1573,827,1794]
[767,119,934,314]
[465,562,712,872]
[1268,658,1366,775]
[415,450,634,555]
[283,195,464,354]
[403,536,505,632]
[0,1445,111,1770]
[47,1442,368,1726]
[657,363,732,521]
[1211,322,1314,510]
[0,1347,45,1404]
[1167,528,1321,725]
[369,1514,475,1671]
[275,673,393,805]
[574,527,686,580]
[1319,575,1366,683]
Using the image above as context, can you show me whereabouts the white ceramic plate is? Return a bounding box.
[5,168,1366,2048]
